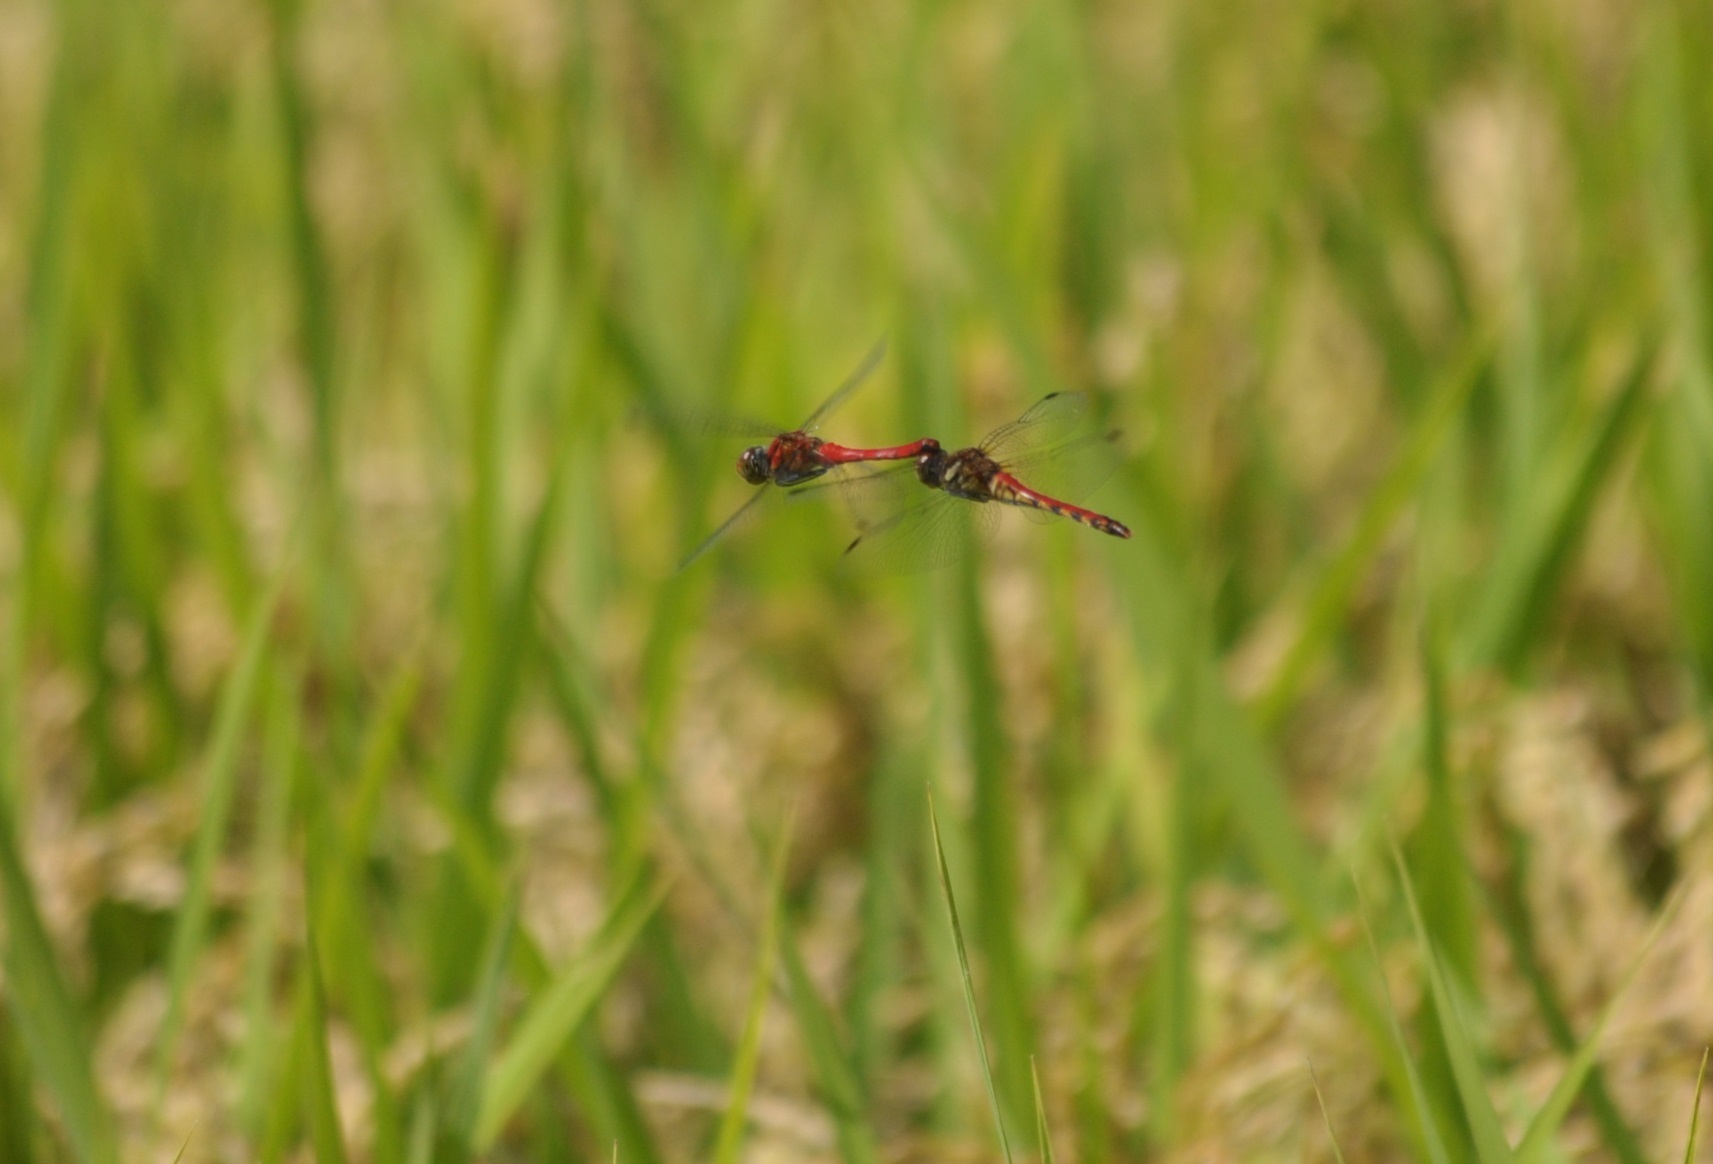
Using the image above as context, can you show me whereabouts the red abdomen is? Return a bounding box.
[991,472,1132,539]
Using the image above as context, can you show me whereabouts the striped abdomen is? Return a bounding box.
[991,473,1132,539]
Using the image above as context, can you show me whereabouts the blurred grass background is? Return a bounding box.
[2,0,1713,1159]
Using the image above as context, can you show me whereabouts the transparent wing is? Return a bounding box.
[797,429,1129,564]
[648,338,888,444]
[977,392,1091,463]
[994,429,1128,520]
[839,494,1002,575]
[643,401,782,442]
[677,484,775,571]
[784,460,920,526]
[800,338,889,433]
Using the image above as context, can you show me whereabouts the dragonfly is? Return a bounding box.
[808,391,1131,572]
[676,339,938,568]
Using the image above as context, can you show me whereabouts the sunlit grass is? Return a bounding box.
[1,0,1712,1160]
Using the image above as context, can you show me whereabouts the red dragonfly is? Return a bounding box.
[678,340,937,568]
[812,391,1131,571]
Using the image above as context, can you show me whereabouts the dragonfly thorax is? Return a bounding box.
[924,448,998,502]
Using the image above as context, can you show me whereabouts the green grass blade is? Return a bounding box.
[1405,620,1480,1146]
[421,759,666,1161]
[5,4,1703,1162]
[950,553,1034,1121]
[155,567,286,1093]
[1391,838,1515,1163]
[448,445,565,818]
[1407,622,1475,978]
[1355,876,1454,1164]
[0,790,117,1164]
[1637,1,1713,688]
[239,679,303,1131]
[405,1086,436,1164]
[474,873,667,1148]
[430,457,567,999]
[261,978,307,1163]
[0,1009,38,1158]
[1110,515,1429,1147]
[8,0,80,702]
[302,911,352,1164]
[849,741,918,1094]
[1073,957,1116,1164]
[1256,324,1492,725]
[1031,1056,1057,1164]
[928,791,1014,1164]
[318,659,423,1110]
[1515,889,1682,1161]
[0,21,109,1155]
[1486,814,1648,1163]
[534,605,617,817]
[1685,1048,1709,1164]
[711,821,791,1164]
[1465,341,1657,673]
[264,0,338,479]
[777,907,880,1164]
[1308,1062,1350,1164]
[448,885,521,1157]
[340,658,424,872]
[1149,652,1197,1145]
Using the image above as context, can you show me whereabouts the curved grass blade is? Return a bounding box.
[424,738,667,1162]
[1254,325,1491,726]
[447,887,521,1156]
[1354,875,1453,1164]
[474,872,666,1148]
[1486,800,1647,1162]
[1515,888,1683,1162]
[0,786,117,1163]
[1464,340,1657,674]
[927,791,1014,1164]
[1391,838,1515,1163]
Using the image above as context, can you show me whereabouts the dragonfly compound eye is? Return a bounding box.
[736,446,772,485]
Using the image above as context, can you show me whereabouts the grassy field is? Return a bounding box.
[3,0,1713,1159]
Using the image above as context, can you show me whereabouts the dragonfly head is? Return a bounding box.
[913,441,948,489]
[736,445,773,485]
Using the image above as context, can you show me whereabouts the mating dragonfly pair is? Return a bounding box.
[680,340,1133,571]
